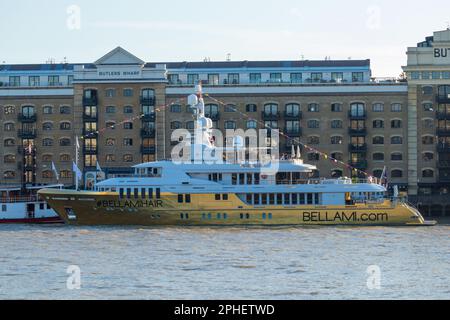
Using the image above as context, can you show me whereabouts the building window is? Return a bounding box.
[331,72,344,82]
[422,72,430,80]
[4,106,15,115]
[170,105,182,113]
[225,121,236,129]
[308,103,319,112]
[352,72,364,82]
[331,169,343,178]
[4,155,16,163]
[60,138,71,146]
[171,121,182,130]
[391,119,402,129]
[308,153,320,161]
[187,74,199,85]
[123,106,133,114]
[331,136,343,145]
[43,106,53,114]
[391,153,403,161]
[60,106,71,114]
[123,154,133,162]
[423,152,434,161]
[285,103,300,116]
[4,123,15,131]
[307,120,320,129]
[423,103,434,111]
[123,122,133,130]
[60,154,71,162]
[391,136,403,145]
[307,136,320,145]
[207,74,219,85]
[186,121,195,130]
[42,170,53,179]
[331,103,342,112]
[48,76,60,86]
[373,136,384,145]
[411,72,420,80]
[249,73,261,83]
[168,74,179,85]
[422,119,434,128]
[422,169,434,178]
[9,76,20,87]
[246,120,257,129]
[42,154,52,162]
[290,73,302,83]
[311,73,323,82]
[4,171,16,179]
[372,103,384,112]
[331,152,343,161]
[105,89,116,97]
[225,104,237,112]
[106,106,116,113]
[330,120,342,129]
[373,120,384,129]
[42,122,53,131]
[422,136,434,145]
[422,86,433,95]
[106,138,115,146]
[123,138,133,146]
[106,121,116,129]
[29,76,40,87]
[60,122,71,130]
[270,73,282,83]
[246,104,257,112]
[68,76,74,85]
[60,170,72,179]
[227,73,239,84]
[391,170,403,178]
[432,72,441,80]
[373,153,384,161]
[42,138,53,147]
[391,103,402,112]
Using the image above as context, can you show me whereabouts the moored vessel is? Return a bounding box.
[39,85,436,227]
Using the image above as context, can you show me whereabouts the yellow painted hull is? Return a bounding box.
[38,189,432,227]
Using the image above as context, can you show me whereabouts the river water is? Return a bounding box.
[0,222,449,300]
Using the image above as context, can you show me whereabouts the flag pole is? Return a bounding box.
[75,136,79,191]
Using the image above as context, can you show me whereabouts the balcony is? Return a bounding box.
[349,160,368,169]
[348,127,367,136]
[140,96,155,106]
[141,129,156,138]
[284,111,303,120]
[83,146,98,154]
[205,112,220,121]
[436,94,450,104]
[141,146,156,154]
[17,129,37,139]
[436,112,450,120]
[141,113,156,121]
[82,129,98,138]
[349,143,368,152]
[285,128,302,137]
[348,111,367,120]
[262,112,280,120]
[83,96,98,106]
[83,113,98,121]
[436,128,450,136]
[437,143,450,152]
[18,113,37,123]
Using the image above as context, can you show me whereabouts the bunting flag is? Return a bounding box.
[96,161,102,172]
[72,161,83,182]
[51,161,59,181]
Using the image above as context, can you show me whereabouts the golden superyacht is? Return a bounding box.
[39,85,436,227]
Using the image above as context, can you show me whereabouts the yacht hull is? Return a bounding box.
[38,189,434,227]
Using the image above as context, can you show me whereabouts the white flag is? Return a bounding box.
[72,161,82,181]
[96,161,102,172]
[76,136,80,149]
[51,161,59,180]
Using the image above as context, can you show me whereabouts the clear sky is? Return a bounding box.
[1,0,450,77]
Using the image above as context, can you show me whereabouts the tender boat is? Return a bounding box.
[39,85,436,227]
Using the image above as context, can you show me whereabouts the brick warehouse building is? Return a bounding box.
[1,29,450,217]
